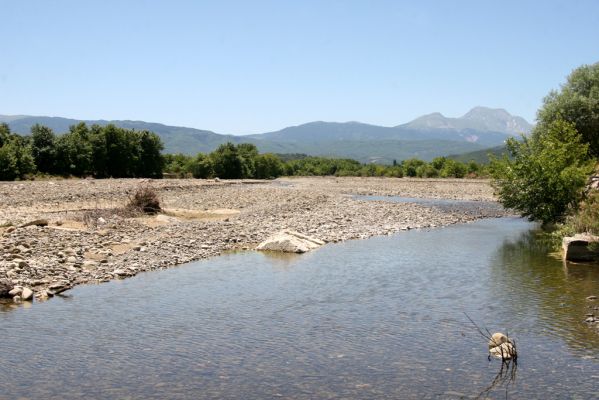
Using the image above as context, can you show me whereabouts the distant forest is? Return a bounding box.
[0,122,488,181]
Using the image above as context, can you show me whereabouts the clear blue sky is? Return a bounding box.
[1,0,598,134]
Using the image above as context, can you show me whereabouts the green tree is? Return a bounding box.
[237,143,259,178]
[536,62,599,157]
[190,153,214,178]
[440,159,467,178]
[402,158,426,177]
[0,123,11,147]
[30,124,57,173]
[254,153,283,179]
[210,142,242,179]
[54,123,93,176]
[490,119,594,224]
[0,135,35,180]
[137,130,164,178]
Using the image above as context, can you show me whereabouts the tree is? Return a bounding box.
[490,118,594,224]
[0,123,10,147]
[137,130,164,178]
[210,142,242,179]
[254,153,284,179]
[237,143,259,178]
[0,135,35,180]
[190,153,213,178]
[402,158,426,177]
[536,62,599,157]
[30,124,57,173]
[55,123,93,176]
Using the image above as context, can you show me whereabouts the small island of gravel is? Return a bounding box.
[0,177,508,303]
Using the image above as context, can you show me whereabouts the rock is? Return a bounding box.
[489,342,517,360]
[587,295,598,301]
[48,281,71,294]
[488,332,517,360]
[113,268,129,277]
[8,287,22,296]
[18,219,49,228]
[12,295,22,303]
[488,332,510,349]
[21,287,33,301]
[563,234,599,261]
[256,230,325,253]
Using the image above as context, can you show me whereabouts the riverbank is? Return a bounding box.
[0,177,508,303]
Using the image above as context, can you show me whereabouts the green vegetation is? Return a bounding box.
[1,122,488,181]
[0,122,163,179]
[491,62,599,228]
[163,145,487,180]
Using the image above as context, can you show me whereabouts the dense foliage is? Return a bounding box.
[490,119,593,224]
[0,122,163,179]
[164,143,486,180]
[1,123,486,181]
[536,62,599,157]
[491,62,599,225]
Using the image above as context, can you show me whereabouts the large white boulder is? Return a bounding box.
[256,230,325,253]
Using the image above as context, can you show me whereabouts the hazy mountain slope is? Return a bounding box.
[447,145,509,164]
[0,115,244,154]
[0,107,531,162]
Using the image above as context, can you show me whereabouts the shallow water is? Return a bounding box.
[1,218,599,399]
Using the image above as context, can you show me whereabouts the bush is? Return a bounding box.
[490,119,594,224]
[127,185,162,214]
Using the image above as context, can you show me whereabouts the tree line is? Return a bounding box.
[164,144,486,179]
[0,123,163,180]
[1,122,488,181]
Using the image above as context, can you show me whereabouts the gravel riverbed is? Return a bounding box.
[0,177,509,305]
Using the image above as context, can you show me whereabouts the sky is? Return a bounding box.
[1,0,598,134]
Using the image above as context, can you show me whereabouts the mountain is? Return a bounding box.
[403,106,532,135]
[0,107,532,163]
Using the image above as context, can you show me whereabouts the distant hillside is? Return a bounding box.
[0,107,531,163]
[0,115,246,154]
[447,145,509,164]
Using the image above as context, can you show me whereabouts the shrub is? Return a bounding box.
[127,185,162,214]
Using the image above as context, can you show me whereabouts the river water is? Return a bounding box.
[1,217,598,399]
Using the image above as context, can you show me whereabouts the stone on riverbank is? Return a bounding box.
[256,230,325,253]
[21,287,33,301]
[562,234,599,262]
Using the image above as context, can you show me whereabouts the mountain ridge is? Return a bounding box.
[0,107,532,163]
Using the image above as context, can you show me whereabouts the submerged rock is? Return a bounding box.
[256,230,325,253]
[563,234,599,262]
[488,332,517,360]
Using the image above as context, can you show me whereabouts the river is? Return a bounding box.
[1,217,598,399]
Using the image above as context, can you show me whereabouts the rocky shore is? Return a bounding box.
[0,177,508,305]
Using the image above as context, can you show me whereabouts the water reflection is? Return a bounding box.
[0,218,598,399]
[475,359,518,400]
[489,227,599,353]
